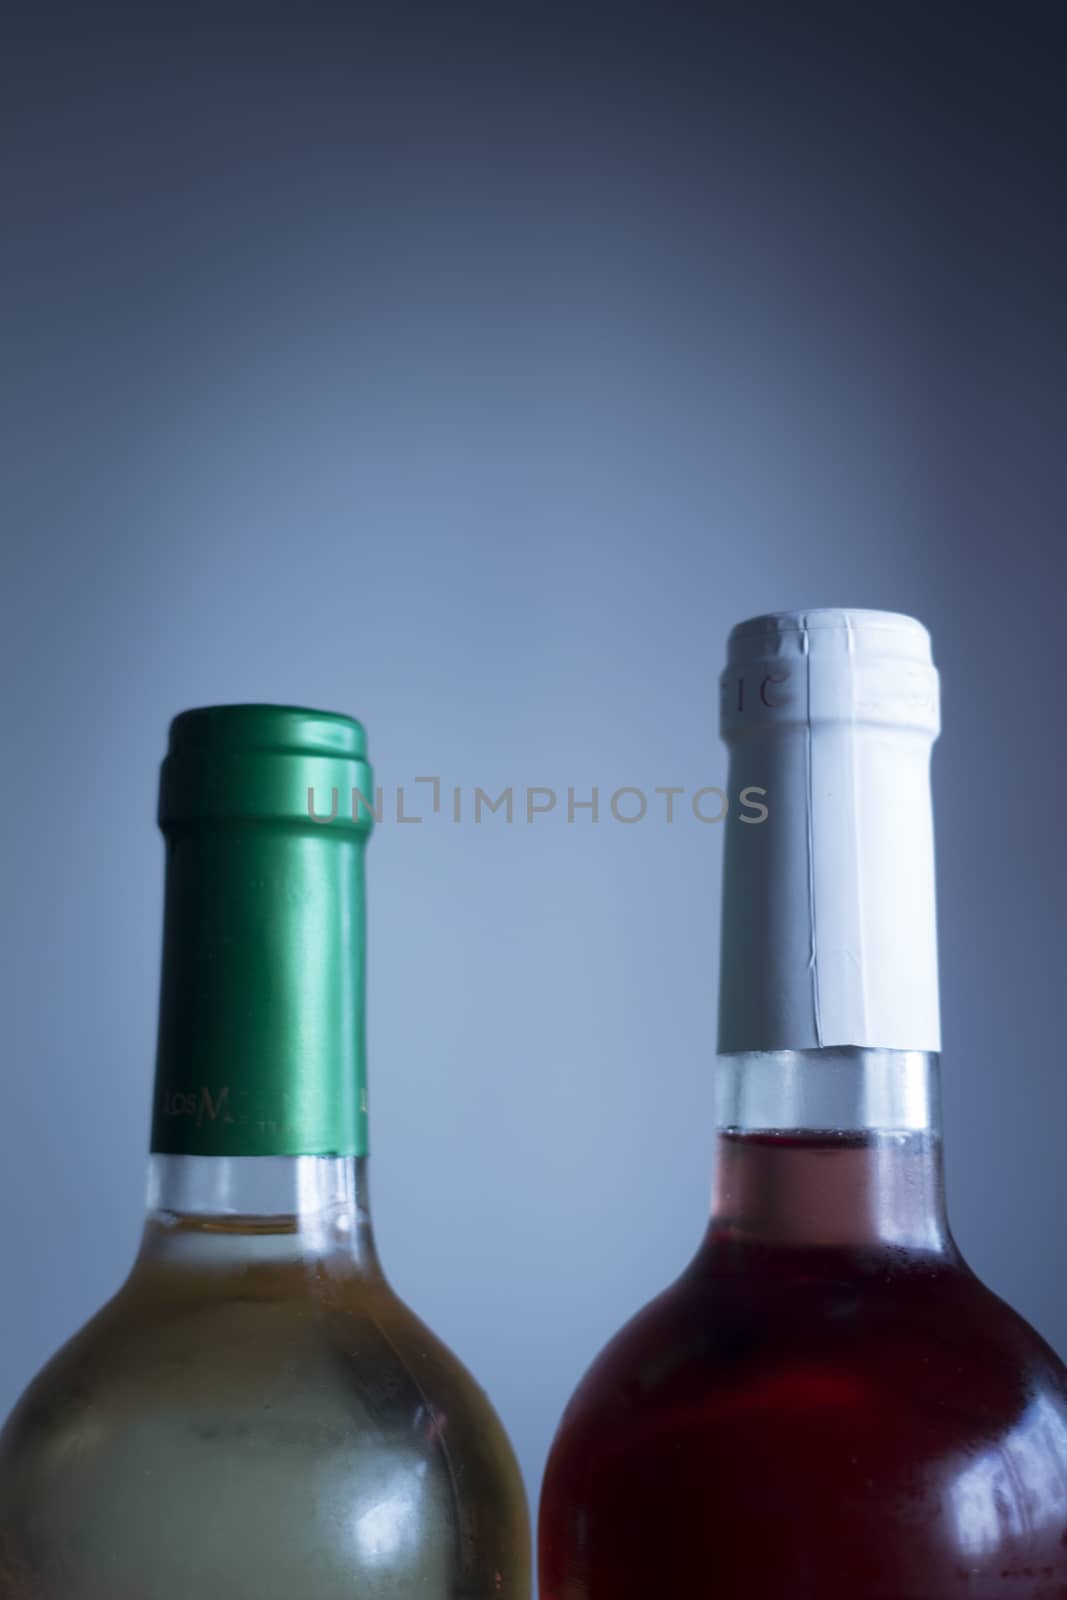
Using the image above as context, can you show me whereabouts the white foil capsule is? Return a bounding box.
[718,609,941,1054]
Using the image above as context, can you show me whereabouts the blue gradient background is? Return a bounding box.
[2,3,1065,1511]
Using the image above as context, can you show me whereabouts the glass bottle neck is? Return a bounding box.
[138,1154,383,1274]
[709,1048,953,1254]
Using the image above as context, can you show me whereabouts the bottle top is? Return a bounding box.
[159,704,374,834]
[722,609,939,741]
[717,608,941,1055]
[152,705,373,1158]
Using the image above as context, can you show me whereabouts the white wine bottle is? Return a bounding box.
[0,706,530,1600]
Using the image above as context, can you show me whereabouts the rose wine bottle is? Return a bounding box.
[539,610,1067,1600]
[0,706,530,1600]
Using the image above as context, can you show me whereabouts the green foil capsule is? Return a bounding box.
[151,704,374,1158]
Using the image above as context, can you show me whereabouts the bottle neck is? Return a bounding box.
[709,1048,953,1254]
[138,1154,382,1274]
[718,618,941,1058]
[714,619,946,1256]
[145,816,375,1271]
[152,819,369,1162]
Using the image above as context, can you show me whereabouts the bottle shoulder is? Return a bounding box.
[541,1248,1067,1594]
[0,1258,531,1599]
[550,1244,1067,1446]
[2,1255,512,1454]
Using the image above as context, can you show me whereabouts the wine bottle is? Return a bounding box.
[0,705,530,1600]
[539,610,1067,1599]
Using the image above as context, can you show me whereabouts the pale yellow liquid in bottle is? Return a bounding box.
[0,1187,530,1600]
